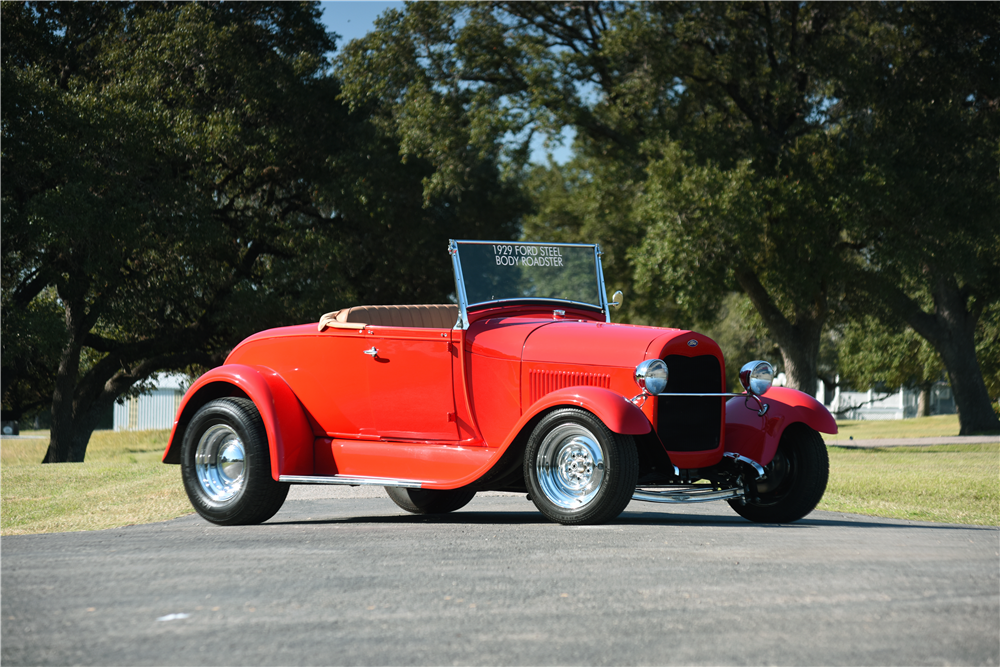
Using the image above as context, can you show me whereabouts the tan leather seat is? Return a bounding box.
[319,304,459,331]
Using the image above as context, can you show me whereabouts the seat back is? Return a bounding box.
[319,304,459,331]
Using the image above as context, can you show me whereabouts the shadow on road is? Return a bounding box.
[262,508,996,531]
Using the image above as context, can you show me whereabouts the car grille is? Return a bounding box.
[655,355,723,452]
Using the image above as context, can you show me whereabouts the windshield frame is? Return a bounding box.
[448,239,611,329]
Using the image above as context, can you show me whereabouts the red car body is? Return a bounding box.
[165,241,836,525]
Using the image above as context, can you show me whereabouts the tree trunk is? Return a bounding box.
[777,337,821,397]
[917,381,932,417]
[735,266,825,397]
[41,295,224,462]
[933,329,998,434]
[879,273,1000,435]
[43,298,88,463]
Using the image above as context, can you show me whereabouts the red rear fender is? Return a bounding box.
[162,365,314,479]
[725,387,837,466]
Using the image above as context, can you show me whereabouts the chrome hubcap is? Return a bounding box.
[536,423,606,509]
[195,424,246,502]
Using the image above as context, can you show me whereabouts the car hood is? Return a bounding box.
[467,316,690,367]
[523,320,688,367]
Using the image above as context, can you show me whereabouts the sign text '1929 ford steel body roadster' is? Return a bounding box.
[164,241,836,525]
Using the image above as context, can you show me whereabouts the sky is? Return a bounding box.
[319,1,402,48]
[317,1,574,165]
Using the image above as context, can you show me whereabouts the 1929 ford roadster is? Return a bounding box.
[164,241,835,525]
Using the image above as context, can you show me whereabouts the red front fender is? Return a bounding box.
[162,364,314,480]
[509,386,652,445]
[724,387,837,466]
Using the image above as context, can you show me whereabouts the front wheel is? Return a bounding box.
[181,397,289,525]
[524,408,638,525]
[385,487,476,514]
[729,423,829,523]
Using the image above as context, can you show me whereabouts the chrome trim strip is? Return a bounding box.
[654,391,770,416]
[656,392,746,398]
[467,296,604,310]
[454,240,599,248]
[632,486,744,504]
[279,475,424,488]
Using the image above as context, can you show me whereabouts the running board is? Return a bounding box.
[632,486,743,504]
[279,474,424,489]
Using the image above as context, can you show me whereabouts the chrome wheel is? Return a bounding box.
[194,423,246,503]
[535,423,606,509]
[524,408,638,525]
[181,398,288,525]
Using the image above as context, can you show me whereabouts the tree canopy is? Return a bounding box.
[836,3,1000,432]
[1,1,523,461]
[3,0,997,456]
[338,1,999,432]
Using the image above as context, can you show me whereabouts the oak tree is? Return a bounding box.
[1,1,523,461]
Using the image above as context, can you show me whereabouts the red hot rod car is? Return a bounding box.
[163,240,836,526]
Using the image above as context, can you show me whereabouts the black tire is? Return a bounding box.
[524,408,638,525]
[729,423,829,523]
[385,486,477,514]
[181,397,289,525]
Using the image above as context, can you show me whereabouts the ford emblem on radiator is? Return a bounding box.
[687,339,698,347]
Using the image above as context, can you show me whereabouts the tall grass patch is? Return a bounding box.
[1,430,191,535]
[820,443,999,525]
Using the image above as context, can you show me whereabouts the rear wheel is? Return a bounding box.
[524,408,638,525]
[181,398,289,525]
[385,487,476,514]
[728,423,829,523]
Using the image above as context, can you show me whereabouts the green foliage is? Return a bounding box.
[838,316,944,393]
[340,2,862,393]
[834,2,1000,432]
[520,157,660,325]
[1,1,524,461]
[696,293,781,392]
[339,1,998,424]
[3,2,352,459]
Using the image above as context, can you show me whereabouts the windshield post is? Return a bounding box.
[448,240,471,329]
[594,244,611,323]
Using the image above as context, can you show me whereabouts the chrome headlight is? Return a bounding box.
[739,360,774,397]
[634,359,668,395]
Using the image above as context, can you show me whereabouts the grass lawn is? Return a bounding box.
[821,443,998,526]
[2,420,997,534]
[1,430,191,536]
[822,413,964,442]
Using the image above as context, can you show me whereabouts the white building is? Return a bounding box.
[826,383,955,421]
[774,373,956,421]
[113,374,189,431]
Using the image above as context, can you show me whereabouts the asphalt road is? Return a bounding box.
[3,490,998,666]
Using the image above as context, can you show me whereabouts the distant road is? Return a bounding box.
[2,494,997,666]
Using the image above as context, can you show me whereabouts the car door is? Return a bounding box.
[280,330,377,438]
[365,327,460,441]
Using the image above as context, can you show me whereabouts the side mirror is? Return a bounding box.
[610,290,624,309]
